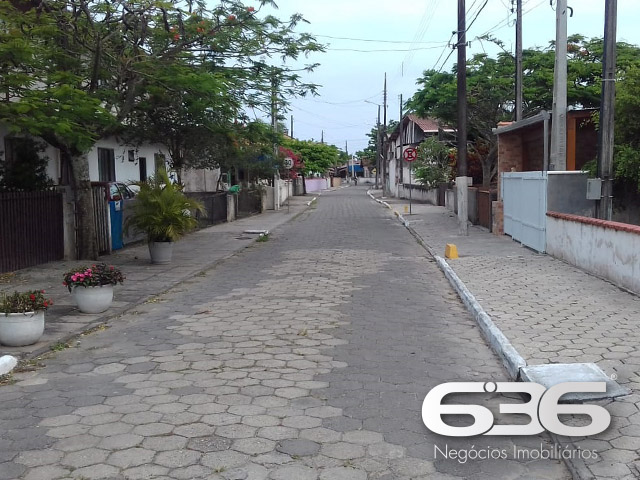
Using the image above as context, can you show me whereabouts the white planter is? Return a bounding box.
[149,241,174,264]
[0,311,45,346]
[73,285,113,314]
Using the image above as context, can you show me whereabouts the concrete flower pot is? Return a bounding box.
[73,285,113,314]
[0,311,45,346]
[149,241,174,264]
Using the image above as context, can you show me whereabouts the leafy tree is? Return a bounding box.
[282,138,341,176]
[0,0,323,259]
[407,36,640,187]
[413,137,453,188]
[0,139,53,191]
[614,66,640,190]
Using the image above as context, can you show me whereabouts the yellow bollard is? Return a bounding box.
[404,205,409,214]
[445,243,459,259]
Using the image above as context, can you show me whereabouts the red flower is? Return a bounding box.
[227,14,236,21]
[247,7,255,12]
[173,34,180,41]
[30,294,35,301]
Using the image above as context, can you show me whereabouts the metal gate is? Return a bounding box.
[0,191,65,273]
[502,171,547,253]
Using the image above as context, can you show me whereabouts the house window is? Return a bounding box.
[139,157,147,181]
[128,149,135,162]
[98,147,115,182]
[154,153,165,173]
[3,137,29,168]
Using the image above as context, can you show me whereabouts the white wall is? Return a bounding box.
[182,168,220,192]
[0,124,61,184]
[547,213,640,294]
[397,184,438,205]
[88,137,170,183]
[305,177,329,192]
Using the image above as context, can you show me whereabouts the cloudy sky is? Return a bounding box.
[256,0,638,155]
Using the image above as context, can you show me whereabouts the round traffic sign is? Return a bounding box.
[403,148,417,162]
[283,157,294,169]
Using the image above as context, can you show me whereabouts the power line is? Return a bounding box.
[315,34,447,45]
[326,44,449,53]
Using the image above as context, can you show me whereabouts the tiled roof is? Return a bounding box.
[407,114,453,133]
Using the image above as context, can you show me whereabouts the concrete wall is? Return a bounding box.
[88,137,170,183]
[305,177,329,192]
[547,212,640,294]
[182,168,220,193]
[547,171,596,217]
[0,124,61,184]
[397,184,438,205]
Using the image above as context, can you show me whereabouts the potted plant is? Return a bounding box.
[0,290,52,346]
[126,169,204,264]
[63,263,124,314]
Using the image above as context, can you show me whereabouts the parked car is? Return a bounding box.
[91,181,137,202]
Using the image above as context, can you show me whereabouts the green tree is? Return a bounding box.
[413,137,453,188]
[407,36,640,187]
[0,0,323,259]
[282,138,341,175]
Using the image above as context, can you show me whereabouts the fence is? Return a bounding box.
[91,186,111,255]
[502,171,548,253]
[186,192,228,226]
[236,190,262,218]
[0,191,65,273]
[478,189,497,231]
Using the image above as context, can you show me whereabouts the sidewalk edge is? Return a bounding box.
[367,189,525,379]
[10,200,314,366]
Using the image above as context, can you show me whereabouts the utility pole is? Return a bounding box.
[399,93,403,199]
[457,0,468,235]
[271,73,280,210]
[382,73,388,197]
[290,115,294,139]
[550,0,568,171]
[597,0,617,220]
[515,0,523,121]
[376,105,381,189]
[321,130,324,144]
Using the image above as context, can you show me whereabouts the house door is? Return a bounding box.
[502,171,547,253]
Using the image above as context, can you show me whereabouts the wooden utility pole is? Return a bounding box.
[376,105,381,189]
[457,0,468,235]
[515,0,523,121]
[550,0,568,170]
[597,0,617,220]
[382,73,388,196]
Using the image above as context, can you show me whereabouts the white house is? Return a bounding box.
[385,115,455,197]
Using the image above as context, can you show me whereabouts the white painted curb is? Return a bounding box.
[369,189,526,380]
[0,355,18,376]
[434,256,526,379]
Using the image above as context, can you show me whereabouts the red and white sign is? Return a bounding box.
[403,148,417,162]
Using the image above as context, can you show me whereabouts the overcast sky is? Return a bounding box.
[257,0,639,154]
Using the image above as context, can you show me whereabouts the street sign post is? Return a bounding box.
[403,148,417,214]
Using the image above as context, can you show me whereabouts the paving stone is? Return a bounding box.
[269,465,318,480]
[106,447,155,468]
[276,439,321,457]
[321,442,366,460]
[318,467,367,480]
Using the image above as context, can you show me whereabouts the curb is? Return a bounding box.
[367,189,526,380]
[4,199,316,374]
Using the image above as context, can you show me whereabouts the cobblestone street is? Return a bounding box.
[0,188,569,480]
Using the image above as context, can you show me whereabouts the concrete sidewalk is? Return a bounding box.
[0,194,316,361]
[371,191,640,480]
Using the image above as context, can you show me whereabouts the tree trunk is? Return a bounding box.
[69,151,98,260]
[482,160,492,188]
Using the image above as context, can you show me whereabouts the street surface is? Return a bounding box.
[0,188,569,480]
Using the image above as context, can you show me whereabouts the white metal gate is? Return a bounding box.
[502,171,547,253]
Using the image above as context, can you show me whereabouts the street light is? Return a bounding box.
[364,100,382,190]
